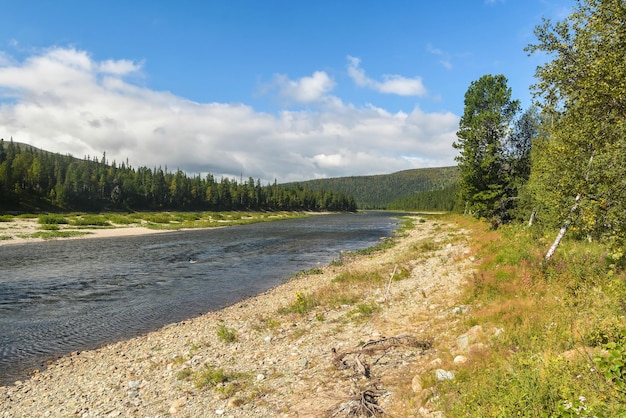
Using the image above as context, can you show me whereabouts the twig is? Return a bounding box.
[382,265,397,301]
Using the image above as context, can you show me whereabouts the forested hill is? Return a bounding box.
[281,166,459,209]
[0,139,356,213]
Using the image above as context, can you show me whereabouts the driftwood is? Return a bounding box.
[329,385,386,418]
[332,335,432,377]
[330,335,432,417]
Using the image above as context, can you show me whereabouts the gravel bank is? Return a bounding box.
[1,216,475,417]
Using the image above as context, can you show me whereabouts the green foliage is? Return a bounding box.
[439,220,626,416]
[216,324,238,343]
[38,214,68,224]
[193,366,230,388]
[279,292,318,315]
[70,214,111,227]
[347,302,379,321]
[454,74,521,222]
[594,333,626,395]
[526,0,626,252]
[20,230,90,240]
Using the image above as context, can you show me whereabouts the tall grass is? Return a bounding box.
[438,218,626,417]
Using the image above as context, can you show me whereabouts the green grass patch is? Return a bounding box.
[279,292,318,315]
[216,324,238,343]
[20,230,91,240]
[38,214,68,225]
[70,214,112,227]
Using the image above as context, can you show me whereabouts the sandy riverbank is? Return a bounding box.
[0,216,479,417]
[0,218,172,246]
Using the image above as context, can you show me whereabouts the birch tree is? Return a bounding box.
[527,0,626,259]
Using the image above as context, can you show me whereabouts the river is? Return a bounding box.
[0,211,403,383]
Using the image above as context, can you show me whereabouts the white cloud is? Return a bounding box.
[99,59,143,75]
[0,47,458,183]
[346,56,427,97]
[273,70,336,104]
[427,44,453,70]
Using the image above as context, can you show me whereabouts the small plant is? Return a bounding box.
[594,332,626,394]
[193,366,229,388]
[348,302,379,321]
[279,292,318,315]
[216,324,238,343]
[176,368,193,381]
[555,396,595,417]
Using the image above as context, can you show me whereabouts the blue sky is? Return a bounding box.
[0,0,573,182]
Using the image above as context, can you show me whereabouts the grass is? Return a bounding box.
[216,324,238,343]
[433,216,626,417]
[19,230,91,240]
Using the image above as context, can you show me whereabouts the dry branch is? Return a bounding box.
[330,385,386,417]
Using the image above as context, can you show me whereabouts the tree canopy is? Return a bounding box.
[453,74,521,222]
[526,0,626,253]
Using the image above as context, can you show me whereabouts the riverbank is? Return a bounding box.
[0,211,312,247]
[1,215,478,417]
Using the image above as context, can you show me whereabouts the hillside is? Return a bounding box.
[282,166,459,209]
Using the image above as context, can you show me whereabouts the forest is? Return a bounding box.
[284,166,459,209]
[0,140,356,213]
[453,0,626,257]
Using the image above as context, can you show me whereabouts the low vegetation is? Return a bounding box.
[433,216,626,417]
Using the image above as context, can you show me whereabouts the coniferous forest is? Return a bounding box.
[0,139,357,213]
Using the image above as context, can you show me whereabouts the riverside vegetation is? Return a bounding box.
[0,210,310,242]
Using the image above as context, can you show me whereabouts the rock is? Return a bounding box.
[453,355,468,365]
[169,397,187,415]
[435,369,454,381]
[456,334,469,351]
[257,373,265,381]
[457,325,484,351]
[427,358,443,369]
[411,375,423,393]
[128,380,140,389]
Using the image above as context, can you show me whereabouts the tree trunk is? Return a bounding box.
[544,152,594,260]
[545,194,580,260]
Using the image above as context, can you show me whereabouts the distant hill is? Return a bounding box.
[281,166,459,209]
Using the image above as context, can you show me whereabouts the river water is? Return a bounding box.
[0,211,403,383]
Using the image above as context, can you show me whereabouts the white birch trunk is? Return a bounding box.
[544,151,594,261]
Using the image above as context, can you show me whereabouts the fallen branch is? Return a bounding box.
[332,335,432,377]
[330,385,386,417]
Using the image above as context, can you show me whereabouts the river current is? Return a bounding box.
[0,211,402,383]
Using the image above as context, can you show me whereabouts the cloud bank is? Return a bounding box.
[0,47,458,183]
